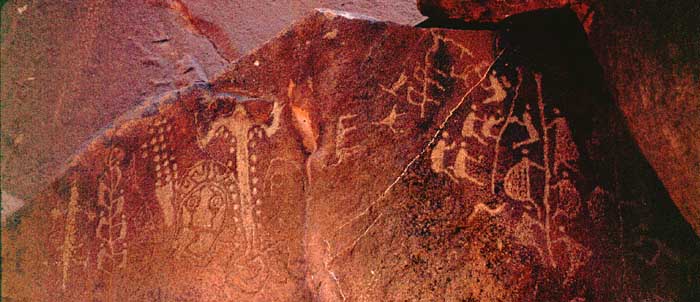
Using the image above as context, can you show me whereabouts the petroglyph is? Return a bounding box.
[462,104,488,145]
[373,104,407,134]
[508,104,540,149]
[194,101,283,292]
[61,181,80,290]
[171,160,238,266]
[263,102,284,137]
[451,60,490,84]
[451,142,485,186]
[145,117,178,227]
[467,202,506,222]
[406,35,445,118]
[96,148,129,275]
[380,73,407,96]
[549,109,579,174]
[499,73,591,283]
[323,29,338,40]
[198,102,283,148]
[7,9,700,302]
[482,72,508,104]
[429,75,510,187]
[326,47,504,272]
[552,172,582,227]
[430,132,457,181]
[504,149,544,204]
[94,147,129,302]
[490,68,524,194]
[481,114,504,141]
[331,113,364,166]
[380,31,483,118]
[199,106,257,241]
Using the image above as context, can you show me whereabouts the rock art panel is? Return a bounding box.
[2,9,699,302]
[0,0,424,218]
[417,0,700,237]
[2,89,309,300]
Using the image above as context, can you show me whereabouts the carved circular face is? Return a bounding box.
[181,183,228,233]
[173,160,239,265]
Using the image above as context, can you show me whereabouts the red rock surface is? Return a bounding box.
[0,0,424,212]
[417,0,700,237]
[3,10,699,301]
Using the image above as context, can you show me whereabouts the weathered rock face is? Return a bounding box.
[0,0,226,203]
[417,0,700,237]
[2,9,699,302]
[0,0,424,212]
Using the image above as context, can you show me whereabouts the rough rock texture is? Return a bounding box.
[3,10,699,301]
[0,0,424,212]
[417,0,700,236]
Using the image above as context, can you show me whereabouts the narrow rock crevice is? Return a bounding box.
[162,0,240,62]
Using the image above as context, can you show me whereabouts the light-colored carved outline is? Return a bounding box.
[61,180,80,290]
[329,113,365,167]
[325,47,506,263]
[373,104,407,134]
[196,101,284,293]
[467,202,506,222]
[96,147,128,302]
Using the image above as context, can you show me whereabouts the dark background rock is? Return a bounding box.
[416,0,700,237]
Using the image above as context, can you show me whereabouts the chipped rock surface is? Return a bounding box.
[417,0,700,236]
[3,10,699,301]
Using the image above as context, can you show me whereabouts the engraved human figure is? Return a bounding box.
[430,132,457,180]
[374,104,406,134]
[461,104,487,145]
[451,142,485,186]
[482,73,508,104]
[508,104,540,149]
